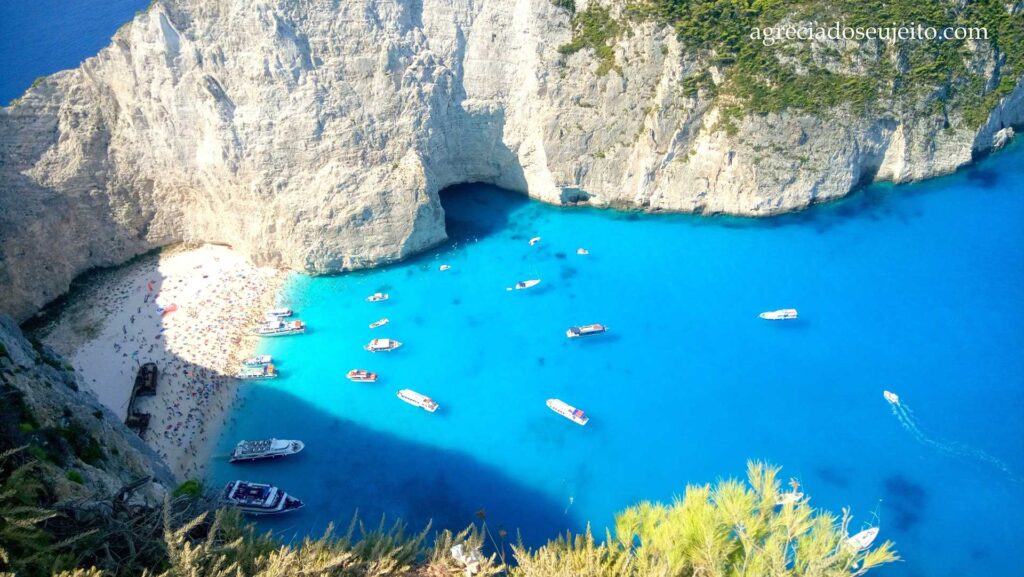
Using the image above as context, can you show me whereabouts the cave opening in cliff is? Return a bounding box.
[438,183,530,243]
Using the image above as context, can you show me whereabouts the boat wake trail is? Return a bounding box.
[890,401,1020,483]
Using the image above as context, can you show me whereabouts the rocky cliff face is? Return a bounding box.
[0,315,173,503]
[1,0,1022,321]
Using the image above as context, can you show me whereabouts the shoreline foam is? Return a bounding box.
[39,244,286,480]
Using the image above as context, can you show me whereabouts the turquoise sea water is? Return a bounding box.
[210,143,1024,576]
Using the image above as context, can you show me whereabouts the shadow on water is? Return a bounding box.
[216,385,576,548]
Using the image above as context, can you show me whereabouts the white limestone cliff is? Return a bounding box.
[1,0,1021,321]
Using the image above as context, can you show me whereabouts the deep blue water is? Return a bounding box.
[0,0,148,104]
[210,143,1024,576]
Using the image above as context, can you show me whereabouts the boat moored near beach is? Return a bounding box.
[369,318,390,329]
[267,307,293,318]
[546,399,589,425]
[254,319,306,336]
[237,364,278,380]
[365,338,402,352]
[229,439,305,463]
[222,481,304,515]
[241,355,272,367]
[346,369,378,383]
[367,292,390,302]
[397,389,439,412]
[566,324,608,338]
[759,308,798,320]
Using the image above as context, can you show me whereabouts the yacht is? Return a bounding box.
[397,389,439,412]
[237,364,278,380]
[254,319,305,336]
[267,307,293,318]
[566,324,608,338]
[367,292,390,302]
[514,279,541,290]
[365,338,402,352]
[759,308,798,320]
[241,355,272,367]
[846,527,880,551]
[529,236,541,246]
[229,439,305,463]
[222,480,304,515]
[883,390,900,405]
[546,399,589,426]
[346,369,378,383]
[369,318,390,329]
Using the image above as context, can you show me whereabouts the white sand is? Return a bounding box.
[41,244,286,480]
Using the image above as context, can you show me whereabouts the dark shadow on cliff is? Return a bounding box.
[208,385,577,549]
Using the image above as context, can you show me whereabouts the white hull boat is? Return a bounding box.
[267,308,293,318]
[241,355,272,367]
[566,324,608,338]
[367,292,390,302]
[546,399,589,425]
[514,279,541,290]
[759,308,798,320]
[883,390,900,405]
[255,320,305,336]
[229,439,304,463]
[365,338,402,352]
[347,369,378,383]
[846,527,880,551]
[369,318,390,329]
[397,389,439,412]
[222,480,303,515]
[237,364,278,380]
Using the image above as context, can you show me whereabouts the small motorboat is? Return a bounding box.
[241,355,272,367]
[439,264,451,271]
[369,318,390,329]
[883,390,900,405]
[267,307,293,318]
[346,369,378,383]
[566,324,608,338]
[546,399,589,426]
[529,236,541,246]
[367,292,390,302]
[514,279,541,290]
[759,308,798,320]
[845,527,879,551]
[775,491,804,506]
[576,248,589,255]
[365,338,402,352]
[397,389,439,412]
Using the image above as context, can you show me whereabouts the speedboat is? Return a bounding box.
[237,364,278,380]
[222,480,304,515]
[546,399,589,426]
[529,236,541,246]
[397,389,439,412]
[514,279,541,290]
[775,491,804,506]
[267,307,293,318]
[883,390,900,405]
[241,355,272,367]
[576,248,589,255]
[346,369,378,383]
[229,439,304,463]
[566,324,608,338]
[759,308,798,320]
[367,292,390,302]
[439,264,451,271]
[254,319,305,336]
[369,318,390,329]
[846,527,879,551]
[365,338,402,352]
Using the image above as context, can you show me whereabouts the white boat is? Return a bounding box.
[397,389,439,412]
[529,236,541,246]
[439,264,451,271]
[367,292,390,302]
[369,318,390,329]
[576,248,589,255]
[237,364,278,380]
[222,480,304,515]
[759,308,798,320]
[254,319,305,336]
[883,390,900,405]
[514,279,541,290]
[846,527,879,551]
[775,491,804,506]
[365,338,402,352]
[229,439,304,463]
[346,369,378,383]
[546,399,589,426]
[241,355,272,367]
[566,324,608,338]
[267,307,293,318]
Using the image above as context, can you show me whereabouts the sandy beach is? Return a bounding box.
[39,244,286,480]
